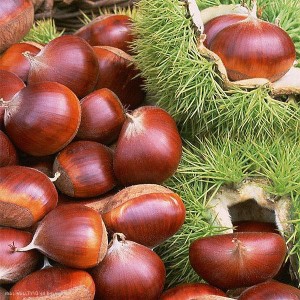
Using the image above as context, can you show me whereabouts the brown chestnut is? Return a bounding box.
[26,35,99,98]
[0,165,58,228]
[0,42,42,82]
[93,46,146,109]
[113,106,182,185]
[9,267,95,300]
[160,283,227,299]
[0,69,25,130]
[0,0,34,53]
[101,184,186,248]
[189,232,287,290]
[75,14,135,54]
[53,140,116,198]
[76,88,126,145]
[2,81,81,156]
[233,220,278,233]
[13,204,108,269]
[238,280,300,299]
[0,228,41,284]
[91,233,166,299]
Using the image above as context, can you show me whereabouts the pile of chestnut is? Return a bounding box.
[0,13,186,300]
[0,9,300,300]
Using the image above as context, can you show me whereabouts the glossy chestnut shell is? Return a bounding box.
[76,88,126,145]
[0,228,41,284]
[9,267,96,300]
[53,140,116,198]
[3,81,81,156]
[0,69,25,129]
[238,280,300,299]
[26,35,99,98]
[210,17,296,82]
[0,165,58,228]
[101,184,186,248]
[113,106,182,185]
[160,283,226,299]
[91,233,166,300]
[75,14,135,54]
[16,204,108,269]
[189,232,287,290]
[0,42,41,81]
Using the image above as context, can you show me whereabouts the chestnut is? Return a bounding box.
[0,69,25,130]
[0,0,34,52]
[160,283,227,299]
[13,204,108,269]
[26,35,99,98]
[91,233,166,299]
[113,106,182,185]
[53,140,116,198]
[210,12,296,82]
[238,280,300,299]
[0,42,42,82]
[76,88,126,145]
[9,267,95,300]
[101,184,186,248]
[233,220,278,233]
[2,81,81,156]
[189,232,287,290]
[93,46,146,109]
[0,130,18,167]
[0,165,58,228]
[75,14,135,54]
[0,228,41,284]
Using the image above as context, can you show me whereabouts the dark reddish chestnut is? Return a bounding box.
[204,14,247,48]
[76,88,126,145]
[210,15,296,81]
[2,81,81,156]
[91,233,166,300]
[53,140,116,198]
[26,35,99,98]
[0,130,18,166]
[13,204,108,269]
[238,280,300,299]
[75,14,135,54]
[0,42,42,81]
[10,267,95,300]
[189,232,287,290]
[93,46,146,109]
[160,283,226,299]
[0,228,41,284]
[233,220,278,233]
[0,165,58,228]
[0,0,34,52]
[0,69,25,129]
[113,106,182,185]
[101,184,186,248]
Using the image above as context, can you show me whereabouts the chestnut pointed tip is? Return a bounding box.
[8,241,16,252]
